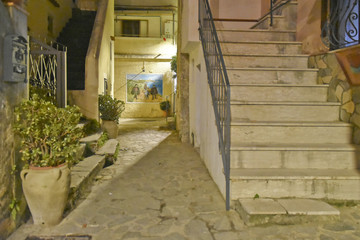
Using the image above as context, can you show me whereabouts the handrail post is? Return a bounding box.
[270,0,274,26]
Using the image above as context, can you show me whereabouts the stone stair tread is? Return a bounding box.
[80,132,103,143]
[230,168,360,180]
[230,101,341,106]
[220,40,302,44]
[237,198,339,226]
[223,53,308,57]
[229,83,328,87]
[70,155,106,188]
[230,142,360,151]
[230,121,351,127]
[217,29,296,33]
[239,198,339,216]
[96,139,119,155]
[227,67,318,71]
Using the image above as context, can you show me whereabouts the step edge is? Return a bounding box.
[230,101,340,106]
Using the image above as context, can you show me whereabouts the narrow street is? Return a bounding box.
[8,118,360,240]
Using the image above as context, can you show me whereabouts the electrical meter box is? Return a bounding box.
[164,22,173,39]
[3,35,28,83]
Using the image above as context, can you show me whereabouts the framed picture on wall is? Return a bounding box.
[335,44,360,86]
[126,73,163,103]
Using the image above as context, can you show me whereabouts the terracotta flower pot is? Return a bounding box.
[20,164,70,226]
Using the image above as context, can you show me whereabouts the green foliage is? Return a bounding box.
[171,55,177,74]
[9,198,20,220]
[98,95,125,123]
[253,194,260,200]
[97,132,109,149]
[29,85,56,105]
[83,119,101,135]
[13,94,84,168]
[160,100,171,112]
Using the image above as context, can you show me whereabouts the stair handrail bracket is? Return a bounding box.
[198,0,231,210]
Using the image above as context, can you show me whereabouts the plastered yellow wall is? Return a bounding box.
[98,0,114,95]
[297,0,328,55]
[114,59,174,118]
[27,0,74,40]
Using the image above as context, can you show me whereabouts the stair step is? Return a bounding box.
[230,84,328,102]
[230,169,360,200]
[223,54,309,68]
[227,68,319,85]
[69,155,105,208]
[230,101,340,122]
[230,143,360,169]
[217,29,296,42]
[252,15,296,31]
[230,121,353,145]
[221,41,302,55]
[96,139,119,156]
[236,199,339,226]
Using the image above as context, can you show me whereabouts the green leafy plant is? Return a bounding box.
[13,94,83,168]
[170,55,177,79]
[97,132,109,149]
[98,95,125,123]
[160,100,171,112]
[9,198,20,220]
[83,119,101,135]
[29,84,56,105]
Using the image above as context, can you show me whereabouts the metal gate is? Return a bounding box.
[29,37,67,107]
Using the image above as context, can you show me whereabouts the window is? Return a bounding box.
[122,20,140,37]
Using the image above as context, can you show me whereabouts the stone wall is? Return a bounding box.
[0,2,28,239]
[309,52,360,144]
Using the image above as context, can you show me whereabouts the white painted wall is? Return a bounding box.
[188,44,226,197]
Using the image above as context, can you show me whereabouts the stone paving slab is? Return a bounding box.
[239,199,287,215]
[79,132,102,143]
[237,198,341,226]
[277,199,340,215]
[95,139,118,155]
[7,119,360,240]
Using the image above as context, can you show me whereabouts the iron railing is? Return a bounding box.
[270,0,292,26]
[198,0,231,210]
[321,0,360,50]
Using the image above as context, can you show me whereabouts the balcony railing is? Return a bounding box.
[321,0,360,50]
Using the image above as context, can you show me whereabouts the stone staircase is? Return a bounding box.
[57,8,96,90]
[215,1,360,202]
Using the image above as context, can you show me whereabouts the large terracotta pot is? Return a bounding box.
[101,120,118,139]
[20,164,70,226]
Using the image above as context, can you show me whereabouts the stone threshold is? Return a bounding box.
[236,198,340,226]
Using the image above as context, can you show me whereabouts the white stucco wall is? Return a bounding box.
[188,44,226,197]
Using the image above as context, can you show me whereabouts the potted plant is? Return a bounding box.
[160,100,171,117]
[13,94,83,226]
[98,94,125,139]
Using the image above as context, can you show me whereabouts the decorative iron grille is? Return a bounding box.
[321,0,360,50]
[29,37,67,107]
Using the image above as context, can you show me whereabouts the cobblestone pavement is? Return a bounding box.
[8,118,360,240]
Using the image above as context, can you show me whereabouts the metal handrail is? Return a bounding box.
[270,0,292,26]
[198,0,231,210]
